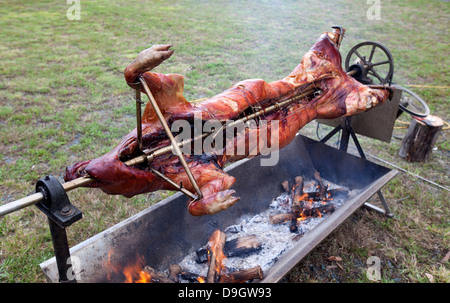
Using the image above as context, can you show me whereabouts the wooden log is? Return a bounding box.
[225,235,261,258]
[302,203,335,217]
[399,115,444,162]
[290,204,335,233]
[206,230,227,283]
[179,271,205,283]
[306,187,348,201]
[292,176,304,198]
[314,171,328,201]
[291,176,306,213]
[281,180,290,192]
[196,235,262,263]
[269,212,297,224]
[269,204,336,225]
[280,180,291,207]
[219,266,264,283]
[289,217,298,233]
[168,264,182,282]
[142,266,174,283]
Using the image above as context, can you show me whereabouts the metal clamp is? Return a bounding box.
[35,175,82,228]
[331,25,345,49]
[35,175,82,282]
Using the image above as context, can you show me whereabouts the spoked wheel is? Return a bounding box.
[345,41,394,85]
[392,84,430,118]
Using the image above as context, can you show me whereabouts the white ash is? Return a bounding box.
[178,179,358,281]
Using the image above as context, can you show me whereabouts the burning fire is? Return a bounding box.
[197,276,206,283]
[105,249,151,283]
[135,270,152,283]
[297,211,307,222]
[293,187,332,223]
[207,229,227,278]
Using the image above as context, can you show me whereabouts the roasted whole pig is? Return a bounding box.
[64,28,391,216]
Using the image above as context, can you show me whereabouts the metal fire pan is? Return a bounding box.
[40,135,397,283]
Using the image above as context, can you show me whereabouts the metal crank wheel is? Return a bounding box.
[392,84,430,118]
[345,41,394,85]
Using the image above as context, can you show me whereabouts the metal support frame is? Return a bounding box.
[35,175,82,282]
[320,117,394,218]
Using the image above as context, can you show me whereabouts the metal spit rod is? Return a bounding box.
[135,83,143,151]
[0,70,371,217]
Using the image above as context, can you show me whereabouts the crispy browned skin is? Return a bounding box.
[64,29,390,216]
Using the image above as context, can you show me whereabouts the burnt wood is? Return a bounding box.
[143,266,174,283]
[206,230,227,283]
[195,235,262,263]
[219,266,264,283]
[269,204,336,225]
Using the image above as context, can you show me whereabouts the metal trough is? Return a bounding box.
[40,135,397,283]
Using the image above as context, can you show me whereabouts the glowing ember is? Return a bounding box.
[197,276,206,283]
[297,212,307,222]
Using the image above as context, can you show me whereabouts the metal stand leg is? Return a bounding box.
[363,191,394,218]
[35,175,82,282]
[320,117,394,218]
[47,219,75,282]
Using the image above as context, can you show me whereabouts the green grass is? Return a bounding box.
[0,0,449,283]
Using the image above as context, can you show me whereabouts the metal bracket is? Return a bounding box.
[35,175,82,228]
[331,25,345,48]
[35,175,82,282]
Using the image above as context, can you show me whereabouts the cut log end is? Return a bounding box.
[196,235,261,263]
[270,204,336,229]
[219,266,264,283]
[399,115,444,162]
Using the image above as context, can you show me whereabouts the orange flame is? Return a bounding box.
[135,270,152,283]
[197,276,206,283]
[208,229,227,277]
[296,193,309,202]
[105,249,151,283]
[105,249,119,281]
[297,211,307,222]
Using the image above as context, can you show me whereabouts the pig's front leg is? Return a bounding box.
[186,168,239,216]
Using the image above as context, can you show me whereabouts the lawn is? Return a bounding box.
[0,0,448,283]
